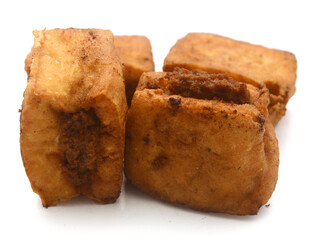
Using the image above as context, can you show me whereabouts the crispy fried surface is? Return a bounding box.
[20,28,127,207]
[125,70,279,215]
[114,36,154,104]
[163,33,297,125]
[26,35,155,105]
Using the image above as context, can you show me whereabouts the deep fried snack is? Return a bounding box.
[26,36,154,105]
[125,68,279,215]
[114,36,154,104]
[163,33,297,125]
[20,29,127,207]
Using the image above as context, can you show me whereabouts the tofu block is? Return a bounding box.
[20,29,127,207]
[125,68,279,215]
[163,33,297,125]
[114,36,154,104]
[26,35,154,105]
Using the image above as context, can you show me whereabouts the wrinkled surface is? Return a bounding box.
[125,71,279,215]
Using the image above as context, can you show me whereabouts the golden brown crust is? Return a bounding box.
[20,28,127,207]
[114,36,154,104]
[125,70,278,215]
[24,48,33,77]
[26,35,155,106]
[163,33,297,125]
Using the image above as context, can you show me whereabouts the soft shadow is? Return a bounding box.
[275,109,293,153]
[55,195,98,207]
[207,203,272,221]
[123,179,155,201]
[124,180,268,222]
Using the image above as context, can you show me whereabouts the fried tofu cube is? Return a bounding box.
[125,68,279,215]
[163,33,297,125]
[20,29,127,207]
[114,36,154,104]
[25,35,154,106]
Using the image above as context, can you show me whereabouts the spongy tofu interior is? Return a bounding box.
[163,33,297,100]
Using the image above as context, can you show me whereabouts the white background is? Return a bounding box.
[0,0,308,239]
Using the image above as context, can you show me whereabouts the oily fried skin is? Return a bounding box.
[26,35,155,105]
[24,49,33,77]
[163,33,297,125]
[20,28,127,207]
[125,71,279,215]
[114,36,154,104]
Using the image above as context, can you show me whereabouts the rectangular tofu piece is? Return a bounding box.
[125,68,279,215]
[163,33,297,125]
[114,36,154,104]
[26,35,155,105]
[20,29,127,207]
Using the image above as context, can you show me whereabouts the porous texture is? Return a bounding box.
[163,33,297,125]
[20,28,127,207]
[142,68,251,104]
[125,70,279,215]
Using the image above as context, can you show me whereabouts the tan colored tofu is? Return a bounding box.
[114,36,154,104]
[26,35,155,105]
[125,68,279,215]
[20,29,127,207]
[163,33,297,125]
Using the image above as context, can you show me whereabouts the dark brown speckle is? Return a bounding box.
[142,137,149,144]
[169,97,181,108]
[152,155,168,170]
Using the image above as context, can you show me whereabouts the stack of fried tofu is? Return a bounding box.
[20,29,296,215]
